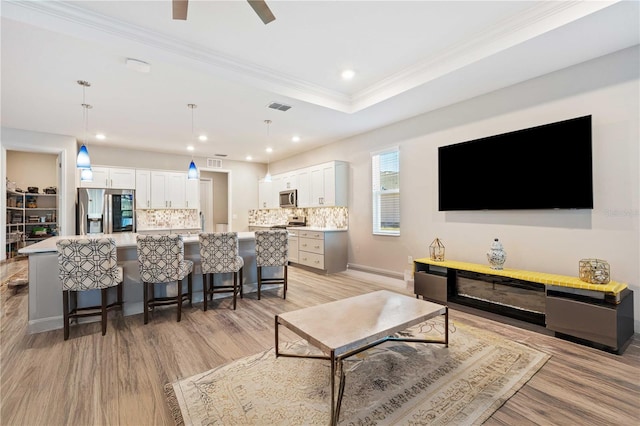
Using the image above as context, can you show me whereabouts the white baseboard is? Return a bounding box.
[347,263,404,280]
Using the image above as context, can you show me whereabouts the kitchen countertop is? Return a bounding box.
[18,232,256,254]
[289,227,347,232]
[249,225,347,232]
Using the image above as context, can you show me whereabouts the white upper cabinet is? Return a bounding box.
[296,167,311,208]
[79,166,136,189]
[185,177,199,209]
[256,161,348,209]
[149,171,187,209]
[270,174,283,209]
[308,161,348,207]
[135,170,151,209]
[281,172,298,190]
[167,172,186,208]
[258,179,272,209]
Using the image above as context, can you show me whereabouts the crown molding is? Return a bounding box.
[2,0,621,114]
[350,0,620,112]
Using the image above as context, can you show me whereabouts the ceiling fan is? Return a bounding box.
[172,0,276,24]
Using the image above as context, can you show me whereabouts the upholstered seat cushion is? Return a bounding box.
[57,238,122,291]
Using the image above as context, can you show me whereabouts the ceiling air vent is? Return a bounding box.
[207,158,222,168]
[267,102,292,111]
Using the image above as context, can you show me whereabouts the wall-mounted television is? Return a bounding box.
[438,115,593,211]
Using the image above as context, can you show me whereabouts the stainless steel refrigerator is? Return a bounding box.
[77,188,135,235]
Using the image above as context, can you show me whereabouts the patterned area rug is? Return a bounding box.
[165,319,549,425]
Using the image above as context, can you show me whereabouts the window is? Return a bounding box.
[372,147,399,235]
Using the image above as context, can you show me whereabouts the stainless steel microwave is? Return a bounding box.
[279,189,297,208]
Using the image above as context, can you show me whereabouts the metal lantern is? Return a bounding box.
[578,258,610,284]
[429,238,445,261]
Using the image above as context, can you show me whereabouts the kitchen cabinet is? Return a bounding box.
[135,170,151,209]
[270,174,283,208]
[308,161,348,207]
[258,179,272,209]
[185,178,199,209]
[295,229,347,274]
[150,171,186,209]
[296,168,310,208]
[287,229,299,263]
[80,166,136,189]
[281,172,298,190]
[257,160,348,209]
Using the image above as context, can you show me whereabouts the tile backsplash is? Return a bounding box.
[248,207,349,229]
[137,209,200,230]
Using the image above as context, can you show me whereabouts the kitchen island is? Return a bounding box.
[19,232,269,334]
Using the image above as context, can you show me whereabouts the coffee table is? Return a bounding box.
[275,290,448,425]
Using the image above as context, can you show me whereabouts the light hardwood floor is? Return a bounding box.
[1,259,639,425]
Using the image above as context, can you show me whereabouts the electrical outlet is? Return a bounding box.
[407,255,413,264]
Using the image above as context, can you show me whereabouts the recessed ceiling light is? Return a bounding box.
[266,147,273,153]
[291,135,300,142]
[187,145,194,151]
[95,133,106,140]
[246,155,253,161]
[199,135,207,141]
[341,69,356,80]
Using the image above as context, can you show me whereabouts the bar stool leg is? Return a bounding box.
[239,267,244,299]
[143,282,149,324]
[232,271,237,310]
[283,265,288,300]
[257,267,262,300]
[202,273,208,311]
[101,287,108,336]
[177,280,182,322]
[63,290,70,340]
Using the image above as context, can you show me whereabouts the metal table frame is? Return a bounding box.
[274,291,448,425]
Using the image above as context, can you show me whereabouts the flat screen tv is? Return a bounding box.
[438,115,593,211]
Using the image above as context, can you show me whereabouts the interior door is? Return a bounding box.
[199,179,213,232]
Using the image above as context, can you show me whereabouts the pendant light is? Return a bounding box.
[264,119,272,183]
[77,80,93,182]
[187,104,199,180]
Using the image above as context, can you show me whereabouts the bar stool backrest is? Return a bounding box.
[255,229,288,267]
[56,238,121,291]
[136,234,190,283]
[199,232,243,274]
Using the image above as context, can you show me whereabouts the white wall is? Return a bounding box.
[1,128,77,260]
[274,46,640,331]
[6,151,58,191]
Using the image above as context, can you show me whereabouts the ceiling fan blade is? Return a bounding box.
[247,0,276,24]
[172,0,188,20]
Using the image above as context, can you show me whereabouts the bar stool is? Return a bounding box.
[136,234,193,324]
[56,238,123,340]
[198,232,244,310]
[255,229,289,300]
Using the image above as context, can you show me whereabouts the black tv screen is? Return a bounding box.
[438,115,593,211]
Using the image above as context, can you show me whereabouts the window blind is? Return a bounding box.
[372,148,399,235]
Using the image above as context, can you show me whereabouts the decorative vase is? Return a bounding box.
[487,238,506,270]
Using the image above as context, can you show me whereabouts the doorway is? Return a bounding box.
[199,169,230,231]
[199,178,213,232]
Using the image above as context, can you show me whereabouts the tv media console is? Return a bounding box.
[414,258,634,354]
